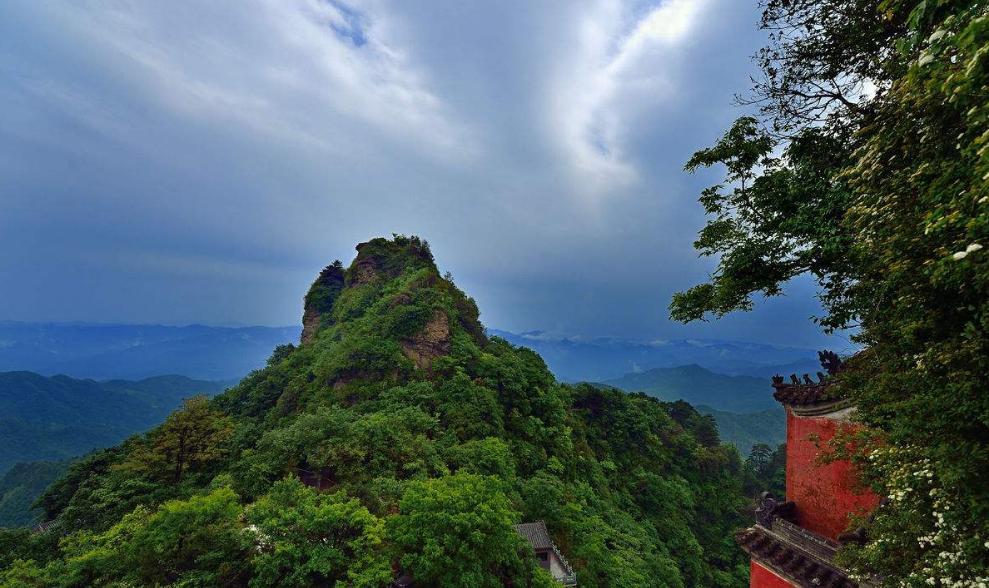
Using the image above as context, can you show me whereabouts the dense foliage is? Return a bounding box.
[673,0,989,584]
[741,443,786,502]
[1,236,752,587]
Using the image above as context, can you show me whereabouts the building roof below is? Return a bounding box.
[736,525,857,588]
[771,351,852,413]
[514,521,554,550]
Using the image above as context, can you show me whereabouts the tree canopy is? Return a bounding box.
[674,0,989,583]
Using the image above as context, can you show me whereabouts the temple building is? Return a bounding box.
[514,521,578,586]
[736,352,881,588]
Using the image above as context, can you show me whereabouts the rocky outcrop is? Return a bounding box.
[300,310,322,346]
[351,256,379,287]
[400,310,450,370]
[301,262,345,345]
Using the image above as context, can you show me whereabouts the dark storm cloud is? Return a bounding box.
[0,0,845,349]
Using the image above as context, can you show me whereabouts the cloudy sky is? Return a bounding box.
[0,0,850,349]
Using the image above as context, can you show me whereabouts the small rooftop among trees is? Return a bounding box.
[515,521,578,587]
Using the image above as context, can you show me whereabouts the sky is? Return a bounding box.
[0,0,852,350]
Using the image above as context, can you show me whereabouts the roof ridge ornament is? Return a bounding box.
[819,350,843,375]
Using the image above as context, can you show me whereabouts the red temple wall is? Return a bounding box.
[750,560,796,588]
[785,409,880,541]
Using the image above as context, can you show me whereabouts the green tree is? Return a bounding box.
[1,487,249,588]
[120,396,234,484]
[743,443,785,499]
[246,477,391,588]
[673,0,989,583]
[125,486,249,586]
[674,119,856,330]
[387,474,531,588]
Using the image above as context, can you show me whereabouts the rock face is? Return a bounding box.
[301,262,346,345]
[300,310,322,346]
[350,256,379,287]
[400,310,451,371]
[301,238,462,371]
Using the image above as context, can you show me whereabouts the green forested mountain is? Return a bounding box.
[596,366,787,456]
[0,236,751,588]
[695,407,785,458]
[602,364,777,412]
[0,372,233,475]
[0,462,69,529]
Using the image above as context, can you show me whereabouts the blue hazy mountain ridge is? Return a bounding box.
[490,329,822,383]
[0,371,233,476]
[601,364,778,412]
[0,321,301,380]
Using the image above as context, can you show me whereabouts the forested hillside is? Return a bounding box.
[0,372,232,475]
[695,407,785,458]
[0,237,751,588]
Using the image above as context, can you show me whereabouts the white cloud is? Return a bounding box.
[544,0,712,200]
[36,0,475,161]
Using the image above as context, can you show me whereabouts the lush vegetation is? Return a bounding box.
[0,372,231,476]
[741,444,786,502]
[673,0,989,584]
[0,236,753,587]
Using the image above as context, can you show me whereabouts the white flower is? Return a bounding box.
[953,251,969,260]
[965,243,983,253]
[919,53,935,66]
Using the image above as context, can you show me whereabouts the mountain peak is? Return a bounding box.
[301,236,438,346]
[298,235,485,381]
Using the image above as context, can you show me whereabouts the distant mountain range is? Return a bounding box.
[587,374,786,456]
[0,371,233,476]
[0,321,301,380]
[601,364,779,412]
[0,322,823,384]
[490,329,823,383]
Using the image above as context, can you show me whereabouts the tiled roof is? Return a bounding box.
[514,521,553,550]
[772,379,834,405]
[771,351,849,409]
[736,526,857,588]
